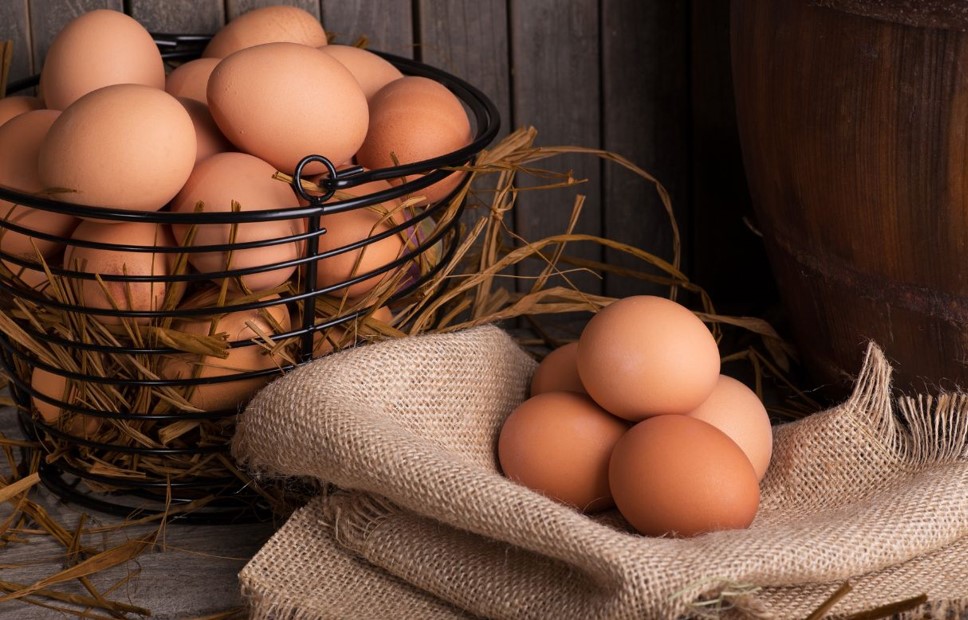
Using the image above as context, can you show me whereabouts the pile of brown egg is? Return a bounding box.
[498,295,775,537]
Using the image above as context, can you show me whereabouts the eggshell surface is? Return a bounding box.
[202,5,328,58]
[320,45,404,101]
[38,84,197,213]
[31,367,100,437]
[166,58,220,103]
[170,152,303,293]
[177,97,234,164]
[687,375,773,480]
[498,391,629,512]
[162,294,292,412]
[208,42,368,175]
[314,179,405,298]
[0,110,79,260]
[64,221,178,325]
[0,96,44,128]
[39,9,165,110]
[609,415,760,537]
[530,342,585,397]
[577,295,720,420]
[356,77,472,205]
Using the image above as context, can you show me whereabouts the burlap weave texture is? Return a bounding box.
[233,325,968,619]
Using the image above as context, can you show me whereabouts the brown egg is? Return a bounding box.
[202,5,328,58]
[319,45,404,101]
[356,77,472,205]
[686,375,773,481]
[39,9,165,110]
[39,84,197,213]
[177,98,234,164]
[64,221,179,325]
[161,294,292,412]
[208,42,368,175]
[0,96,44,128]
[498,391,629,513]
[530,342,585,397]
[577,295,721,420]
[165,58,220,104]
[31,366,100,438]
[170,152,303,293]
[314,179,406,299]
[313,305,393,357]
[609,415,760,537]
[0,110,79,261]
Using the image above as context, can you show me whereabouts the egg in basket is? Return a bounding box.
[0,6,500,522]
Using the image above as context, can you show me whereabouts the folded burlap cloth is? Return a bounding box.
[232,325,968,619]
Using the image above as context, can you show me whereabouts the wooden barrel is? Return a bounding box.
[730,0,968,394]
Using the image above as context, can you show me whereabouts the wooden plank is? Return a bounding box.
[128,0,226,35]
[28,0,124,74]
[0,409,275,619]
[509,0,602,296]
[0,0,33,88]
[416,0,511,141]
[601,1,691,299]
[227,0,321,21]
[320,0,414,57]
[689,0,773,312]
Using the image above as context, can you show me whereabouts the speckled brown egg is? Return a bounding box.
[38,84,197,213]
[208,42,368,175]
[202,5,328,58]
[63,221,179,325]
[577,295,721,420]
[39,9,165,110]
[609,414,760,537]
[0,109,79,262]
[499,391,629,512]
[166,57,220,104]
[356,76,472,205]
[161,293,292,412]
[319,45,404,101]
[0,96,44,128]
[170,152,303,293]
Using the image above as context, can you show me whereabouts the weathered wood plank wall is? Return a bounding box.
[0,0,765,312]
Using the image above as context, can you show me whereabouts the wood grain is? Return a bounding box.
[417,0,510,139]
[689,0,770,310]
[321,0,413,57]
[601,0,690,299]
[0,410,276,620]
[509,0,602,296]
[227,0,321,21]
[0,0,32,87]
[128,0,225,34]
[27,0,124,73]
[732,0,968,392]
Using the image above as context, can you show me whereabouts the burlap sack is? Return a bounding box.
[233,325,968,619]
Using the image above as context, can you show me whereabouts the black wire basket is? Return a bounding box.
[0,34,500,524]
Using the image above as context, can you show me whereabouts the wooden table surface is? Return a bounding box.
[0,403,278,619]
